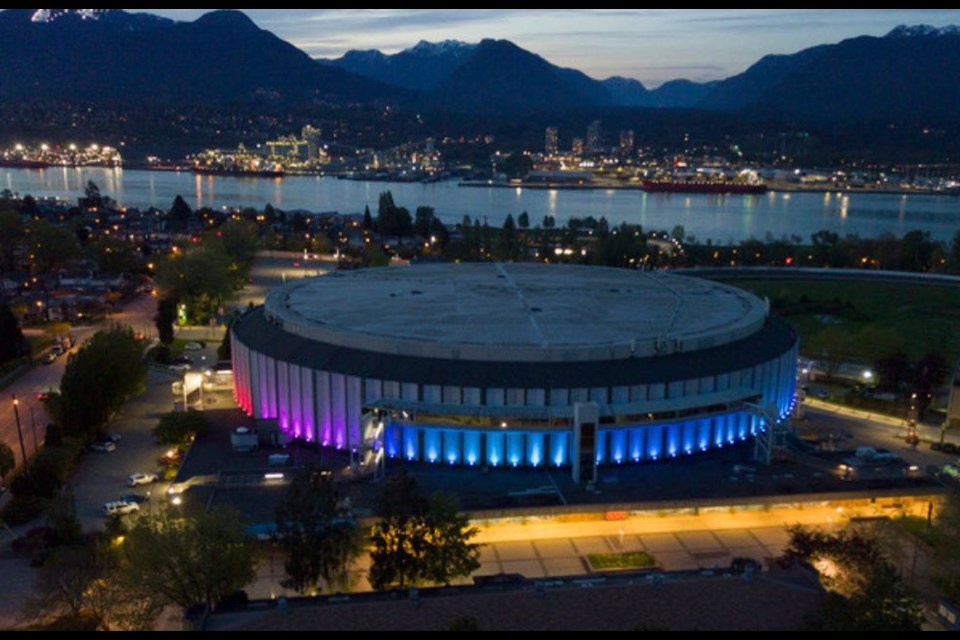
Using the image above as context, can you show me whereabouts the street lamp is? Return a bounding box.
[11,395,29,472]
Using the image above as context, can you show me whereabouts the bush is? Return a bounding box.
[152,344,172,364]
[45,423,63,448]
[1,495,48,526]
[11,468,61,500]
[10,525,63,566]
[153,410,208,446]
[9,441,83,500]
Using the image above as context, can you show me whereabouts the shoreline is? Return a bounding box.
[459,179,958,197]
[7,164,956,197]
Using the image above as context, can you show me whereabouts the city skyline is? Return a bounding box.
[127,9,960,86]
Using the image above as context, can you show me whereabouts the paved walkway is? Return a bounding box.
[244,528,800,601]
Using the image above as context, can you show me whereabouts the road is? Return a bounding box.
[802,398,958,471]
[0,293,158,474]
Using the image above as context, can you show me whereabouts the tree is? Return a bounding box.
[376,191,413,242]
[517,211,530,230]
[0,441,15,479]
[801,563,923,631]
[123,505,257,610]
[32,545,102,623]
[874,350,911,395]
[809,326,849,383]
[0,302,30,365]
[0,207,25,271]
[24,219,80,273]
[369,472,481,590]
[90,237,138,275]
[422,494,481,586]
[21,194,40,218]
[152,410,208,446]
[781,524,922,631]
[155,297,177,345]
[168,195,193,231]
[154,248,232,325]
[59,326,147,438]
[47,488,83,547]
[275,467,361,594]
[948,230,960,274]
[362,206,373,232]
[83,181,103,208]
[414,206,436,238]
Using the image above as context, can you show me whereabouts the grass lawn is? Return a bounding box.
[26,334,53,354]
[717,278,960,363]
[587,551,656,571]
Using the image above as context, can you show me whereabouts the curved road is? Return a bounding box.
[0,294,158,475]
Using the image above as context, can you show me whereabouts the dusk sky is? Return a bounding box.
[133,9,960,86]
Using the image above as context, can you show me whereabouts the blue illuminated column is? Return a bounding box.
[384,423,401,458]
[609,430,627,464]
[665,424,681,457]
[549,432,568,467]
[681,420,696,455]
[424,429,441,463]
[403,426,419,461]
[463,431,481,466]
[526,432,544,467]
[444,430,461,465]
[646,425,664,460]
[486,431,505,467]
[697,418,711,452]
[506,432,524,467]
[629,428,644,462]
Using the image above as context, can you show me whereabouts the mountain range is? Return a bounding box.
[0,9,958,124]
[0,9,394,105]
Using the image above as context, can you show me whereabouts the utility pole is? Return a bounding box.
[11,395,29,473]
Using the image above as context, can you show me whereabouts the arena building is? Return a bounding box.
[231,264,798,474]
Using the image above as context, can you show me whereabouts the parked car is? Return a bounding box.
[89,441,117,453]
[168,363,191,373]
[95,431,122,444]
[183,342,203,352]
[128,472,159,487]
[118,493,150,504]
[103,501,140,517]
[172,355,194,365]
[43,353,57,365]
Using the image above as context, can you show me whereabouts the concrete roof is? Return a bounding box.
[264,264,768,363]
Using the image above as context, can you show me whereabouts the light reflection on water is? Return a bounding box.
[1,167,957,243]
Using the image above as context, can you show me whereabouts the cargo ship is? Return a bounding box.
[642,180,767,195]
[0,158,50,169]
[193,167,285,179]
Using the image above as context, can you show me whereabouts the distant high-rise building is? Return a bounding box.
[302,125,322,160]
[619,129,635,156]
[545,126,559,156]
[586,120,602,153]
[572,137,584,156]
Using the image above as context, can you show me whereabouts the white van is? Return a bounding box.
[103,501,140,517]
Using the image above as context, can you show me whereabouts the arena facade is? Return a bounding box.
[231,264,798,472]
